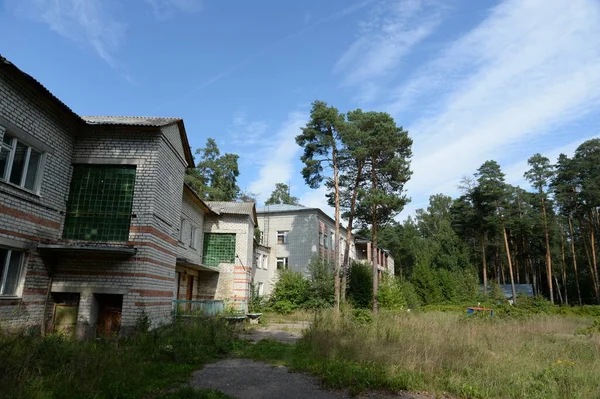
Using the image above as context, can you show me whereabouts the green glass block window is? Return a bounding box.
[63,165,136,241]
[203,233,236,267]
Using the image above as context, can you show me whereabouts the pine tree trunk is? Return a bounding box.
[541,196,554,303]
[560,231,568,305]
[581,218,599,302]
[341,162,363,303]
[589,215,600,303]
[528,256,537,296]
[332,146,341,313]
[568,217,582,306]
[481,234,488,294]
[371,157,379,313]
[502,224,517,305]
[554,276,563,304]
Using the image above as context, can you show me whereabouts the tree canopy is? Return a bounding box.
[265,183,300,206]
[185,138,241,201]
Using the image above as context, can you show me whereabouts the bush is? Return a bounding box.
[399,280,421,309]
[305,257,335,309]
[269,269,309,313]
[378,274,406,310]
[347,261,372,309]
[248,283,266,313]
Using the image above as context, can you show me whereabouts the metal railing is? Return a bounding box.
[171,299,247,317]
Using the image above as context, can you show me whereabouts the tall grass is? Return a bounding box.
[0,317,236,399]
[299,310,600,398]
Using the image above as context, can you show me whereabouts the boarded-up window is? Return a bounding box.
[203,233,236,267]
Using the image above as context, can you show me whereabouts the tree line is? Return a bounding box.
[375,139,600,306]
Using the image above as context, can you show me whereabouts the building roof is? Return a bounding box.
[256,204,312,213]
[1,54,195,167]
[205,201,258,225]
[82,116,195,167]
[82,116,182,127]
[1,54,81,121]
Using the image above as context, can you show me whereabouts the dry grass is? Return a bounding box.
[302,310,600,398]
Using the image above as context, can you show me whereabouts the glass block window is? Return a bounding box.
[63,165,136,241]
[203,233,236,267]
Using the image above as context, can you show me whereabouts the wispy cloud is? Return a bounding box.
[334,0,444,102]
[146,0,203,20]
[9,0,126,68]
[178,0,375,96]
[228,111,269,147]
[248,111,308,203]
[389,0,600,204]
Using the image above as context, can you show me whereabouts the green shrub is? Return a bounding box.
[351,308,373,324]
[269,269,309,313]
[411,262,443,304]
[305,257,335,309]
[399,280,421,309]
[347,261,372,309]
[378,274,406,310]
[248,283,266,313]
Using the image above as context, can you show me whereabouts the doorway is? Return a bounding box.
[95,294,123,336]
[52,293,80,337]
[186,275,194,311]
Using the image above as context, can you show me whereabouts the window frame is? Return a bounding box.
[276,231,288,244]
[0,248,25,297]
[276,257,288,270]
[0,128,45,194]
[323,232,328,249]
[190,226,198,249]
[262,254,268,270]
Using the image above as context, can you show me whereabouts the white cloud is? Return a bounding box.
[334,0,443,100]
[9,0,126,67]
[228,112,269,147]
[248,111,308,203]
[389,0,600,203]
[146,0,203,20]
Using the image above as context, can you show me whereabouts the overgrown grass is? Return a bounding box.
[0,317,237,399]
[239,310,600,398]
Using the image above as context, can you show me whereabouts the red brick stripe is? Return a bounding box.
[130,226,177,246]
[130,289,174,297]
[135,301,172,307]
[127,241,176,257]
[57,270,174,282]
[0,205,60,229]
[23,288,47,295]
[0,228,39,242]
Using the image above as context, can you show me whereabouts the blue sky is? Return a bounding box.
[2,0,600,219]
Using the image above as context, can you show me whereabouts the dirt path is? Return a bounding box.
[189,323,432,399]
[242,321,309,344]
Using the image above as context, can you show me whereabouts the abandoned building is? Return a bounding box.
[255,204,394,296]
[0,55,256,337]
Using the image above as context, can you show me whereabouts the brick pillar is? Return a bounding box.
[76,293,95,340]
[367,243,372,263]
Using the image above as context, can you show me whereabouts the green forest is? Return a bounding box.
[375,140,600,306]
